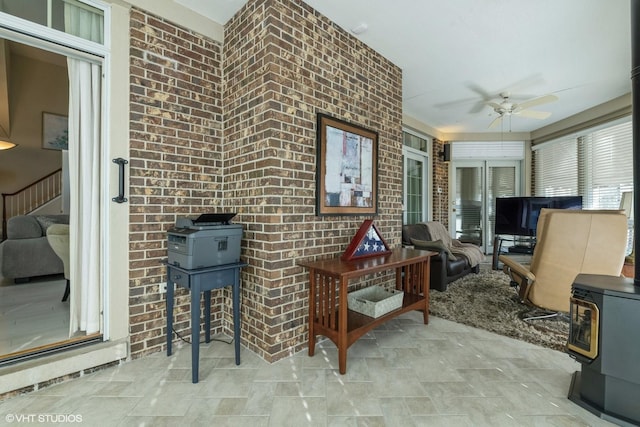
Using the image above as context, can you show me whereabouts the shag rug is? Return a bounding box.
[429,265,570,351]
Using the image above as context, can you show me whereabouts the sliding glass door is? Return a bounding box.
[0,0,107,363]
[451,160,520,253]
[486,163,519,252]
[453,164,483,246]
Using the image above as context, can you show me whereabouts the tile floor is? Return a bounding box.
[0,312,614,426]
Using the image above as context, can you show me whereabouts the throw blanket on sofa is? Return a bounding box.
[423,221,485,267]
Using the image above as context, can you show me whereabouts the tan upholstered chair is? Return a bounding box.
[500,209,628,313]
[46,224,70,302]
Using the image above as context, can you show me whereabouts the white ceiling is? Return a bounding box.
[175,0,632,135]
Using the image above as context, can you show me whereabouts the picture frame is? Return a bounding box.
[341,219,391,261]
[42,112,69,150]
[316,113,379,216]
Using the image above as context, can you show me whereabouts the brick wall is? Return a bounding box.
[432,139,450,228]
[223,0,403,362]
[127,0,403,363]
[128,8,225,357]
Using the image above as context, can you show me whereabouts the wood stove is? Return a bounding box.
[567,273,640,426]
[567,290,599,360]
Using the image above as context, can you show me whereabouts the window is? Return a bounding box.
[533,118,633,253]
[533,137,578,196]
[533,118,632,208]
[402,130,430,224]
[0,0,104,44]
[403,131,428,151]
[579,121,633,209]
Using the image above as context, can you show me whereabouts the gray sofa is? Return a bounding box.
[0,214,69,282]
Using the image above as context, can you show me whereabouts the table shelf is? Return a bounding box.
[315,292,427,348]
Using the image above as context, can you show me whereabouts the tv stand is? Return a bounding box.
[508,245,534,254]
[492,235,535,270]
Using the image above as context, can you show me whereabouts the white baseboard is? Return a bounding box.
[0,340,128,397]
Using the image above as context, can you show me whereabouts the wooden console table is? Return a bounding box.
[299,248,433,374]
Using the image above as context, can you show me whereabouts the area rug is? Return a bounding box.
[429,265,570,351]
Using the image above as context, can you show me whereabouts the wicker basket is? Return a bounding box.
[347,286,404,318]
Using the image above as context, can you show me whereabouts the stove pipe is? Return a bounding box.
[633,0,640,286]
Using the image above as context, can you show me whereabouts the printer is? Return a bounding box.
[167,213,242,269]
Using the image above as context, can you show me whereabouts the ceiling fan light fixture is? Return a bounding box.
[486,92,557,128]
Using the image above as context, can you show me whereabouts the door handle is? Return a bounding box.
[112,158,128,203]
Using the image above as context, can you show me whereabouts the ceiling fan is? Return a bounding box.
[488,92,558,129]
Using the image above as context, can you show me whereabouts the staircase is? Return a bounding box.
[1,169,63,240]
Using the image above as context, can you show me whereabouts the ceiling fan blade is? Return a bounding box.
[469,100,489,114]
[517,94,558,111]
[486,102,503,110]
[517,109,552,120]
[466,83,501,113]
[466,82,494,100]
[488,115,504,129]
[433,96,479,109]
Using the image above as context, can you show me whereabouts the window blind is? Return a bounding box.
[533,137,578,197]
[579,121,633,209]
[452,141,524,159]
[533,118,632,207]
[533,118,633,254]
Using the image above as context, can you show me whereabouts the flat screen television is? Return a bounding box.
[494,196,583,236]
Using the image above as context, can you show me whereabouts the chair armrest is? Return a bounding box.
[499,255,534,281]
[428,250,447,263]
[499,255,536,301]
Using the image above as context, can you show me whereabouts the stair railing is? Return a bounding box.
[1,169,63,240]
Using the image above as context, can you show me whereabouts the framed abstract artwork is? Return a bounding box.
[316,113,378,216]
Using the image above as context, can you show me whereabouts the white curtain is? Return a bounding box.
[67,59,101,336]
[66,2,103,336]
[64,0,104,44]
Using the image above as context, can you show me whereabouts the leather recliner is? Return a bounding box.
[402,221,483,291]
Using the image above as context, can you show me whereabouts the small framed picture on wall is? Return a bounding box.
[42,112,69,150]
